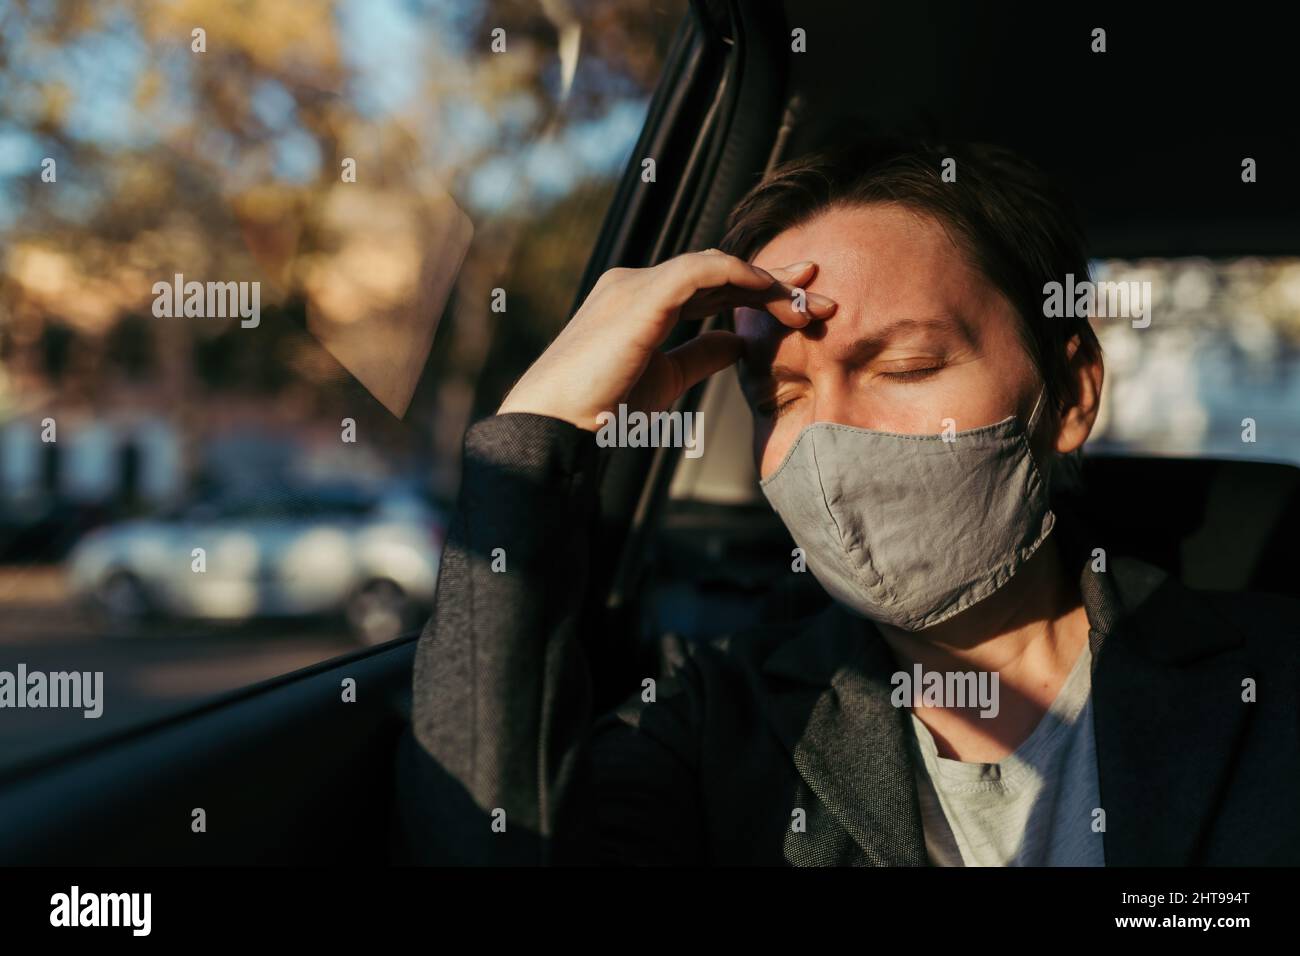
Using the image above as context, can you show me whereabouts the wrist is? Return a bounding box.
[496,398,596,433]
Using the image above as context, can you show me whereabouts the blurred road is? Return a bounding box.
[0,566,358,774]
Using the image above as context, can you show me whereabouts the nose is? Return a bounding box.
[809,381,864,429]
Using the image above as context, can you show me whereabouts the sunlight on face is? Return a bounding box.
[735,203,1041,479]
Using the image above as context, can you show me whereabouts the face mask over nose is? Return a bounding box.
[759,387,1055,631]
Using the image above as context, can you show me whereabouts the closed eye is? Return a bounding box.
[757,363,944,417]
[757,395,800,420]
[881,365,943,383]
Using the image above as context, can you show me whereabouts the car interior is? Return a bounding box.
[2,0,1296,864]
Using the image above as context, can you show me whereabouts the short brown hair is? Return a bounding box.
[718,137,1102,423]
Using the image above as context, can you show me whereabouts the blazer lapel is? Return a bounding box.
[760,603,929,866]
[1088,558,1256,865]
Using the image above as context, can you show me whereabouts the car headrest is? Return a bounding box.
[1076,454,1300,600]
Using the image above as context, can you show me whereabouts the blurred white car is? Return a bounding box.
[66,486,445,644]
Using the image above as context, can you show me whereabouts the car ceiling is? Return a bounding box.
[776,1,1299,258]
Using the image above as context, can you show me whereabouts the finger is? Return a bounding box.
[712,275,836,328]
[663,330,746,395]
[659,251,776,308]
[761,284,838,327]
[767,261,816,285]
[678,261,824,323]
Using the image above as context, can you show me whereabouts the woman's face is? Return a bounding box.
[735,203,1045,479]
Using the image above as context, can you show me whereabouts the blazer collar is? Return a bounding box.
[1056,503,1254,864]
[760,601,928,865]
[758,510,1251,866]
[1086,556,1252,865]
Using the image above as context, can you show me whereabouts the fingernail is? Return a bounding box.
[785,261,814,271]
[807,292,836,312]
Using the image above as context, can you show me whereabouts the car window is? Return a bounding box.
[0,0,688,773]
[1087,257,1300,465]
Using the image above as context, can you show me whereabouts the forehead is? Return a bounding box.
[736,203,1000,359]
[753,202,961,280]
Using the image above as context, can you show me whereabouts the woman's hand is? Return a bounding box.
[496,250,836,432]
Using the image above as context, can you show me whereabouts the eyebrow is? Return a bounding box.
[740,315,974,384]
[840,316,975,362]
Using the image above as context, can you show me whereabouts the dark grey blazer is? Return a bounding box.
[396,412,1300,866]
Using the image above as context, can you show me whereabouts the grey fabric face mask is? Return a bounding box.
[759,388,1055,631]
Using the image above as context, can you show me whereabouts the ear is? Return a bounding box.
[1055,333,1104,455]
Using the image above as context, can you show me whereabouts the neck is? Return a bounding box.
[876,533,1091,762]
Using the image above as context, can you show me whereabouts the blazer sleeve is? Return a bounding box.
[399,411,706,865]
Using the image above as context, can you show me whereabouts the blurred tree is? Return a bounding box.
[0,0,687,498]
